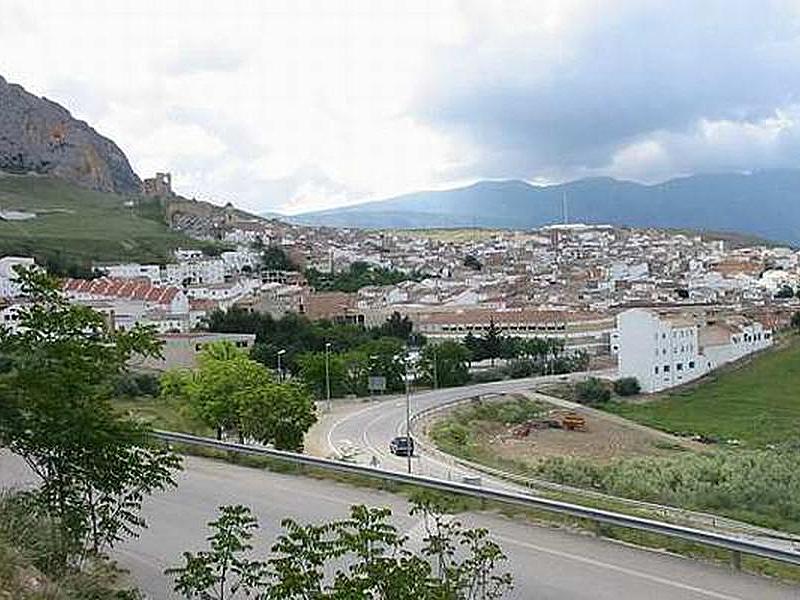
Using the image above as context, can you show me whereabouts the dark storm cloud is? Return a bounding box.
[417,1,800,179]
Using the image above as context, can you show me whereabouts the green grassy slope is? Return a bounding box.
[0,174,206,264]
[607,336,800,447]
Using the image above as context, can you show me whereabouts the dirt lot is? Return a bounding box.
[458,404,697,465]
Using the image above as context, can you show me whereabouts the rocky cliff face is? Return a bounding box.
[0,75,141,194]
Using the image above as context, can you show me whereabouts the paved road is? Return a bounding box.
[2,452,796,599]
[322,374,577,483]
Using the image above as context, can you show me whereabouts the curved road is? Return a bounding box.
[2,452,797,600]
[323,374,577,482]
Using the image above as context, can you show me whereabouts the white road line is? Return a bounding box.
[496,534,748,600]
[326,402,387,456]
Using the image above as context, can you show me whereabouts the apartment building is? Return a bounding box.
[131,332,256,371]
[0,256,35,298]
[617,307,772,393]
[414,308,616,355]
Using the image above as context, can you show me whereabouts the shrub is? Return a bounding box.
[613,377,641,396]
[574,377,611,405]
[470,369,505,383]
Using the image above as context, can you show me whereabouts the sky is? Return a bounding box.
[2,0,800,214]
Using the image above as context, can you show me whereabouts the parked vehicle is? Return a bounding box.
[389,436,414,456]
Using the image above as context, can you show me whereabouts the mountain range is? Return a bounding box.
[292,172,800,245]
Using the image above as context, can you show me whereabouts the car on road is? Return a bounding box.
[389,436,414,456]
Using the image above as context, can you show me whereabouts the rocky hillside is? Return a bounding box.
[0,75,141,194]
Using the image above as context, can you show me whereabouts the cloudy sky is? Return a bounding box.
[2,0,800,214]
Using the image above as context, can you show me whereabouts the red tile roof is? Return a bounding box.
[63,277,183,308]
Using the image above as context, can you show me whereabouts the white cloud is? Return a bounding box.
[2,0,800,213]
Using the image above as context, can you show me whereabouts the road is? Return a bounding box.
[3,452,797,599]
[321,374,577,483]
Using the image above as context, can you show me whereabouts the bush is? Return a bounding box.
[113,372,161,398]
[613,377,641,396]
[534,449,800,532]
[574,377,611,405]
[470,369,505,383]
[503,358,540,379]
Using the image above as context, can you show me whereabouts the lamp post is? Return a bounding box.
[432,344,439,390]
[324,342,332,411]
[276,349,286,382]
[404,354,412,475]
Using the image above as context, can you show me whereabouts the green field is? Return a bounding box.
[607,336,800,447]
[0,174,207,264]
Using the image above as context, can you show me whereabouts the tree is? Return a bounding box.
[575,377,611,405]
[775,284,795,299]
[167,505,267,600]
[296,351,347,399]
[169,499,513,599]
[376,311,413,341]
[0,268,180,572]
[791,311,800,333]
[419,341,471,388]
[261,245,297,271]
[482,319,503,366]
[613,377,641,396]
[239,381,317,451]
[164,341,316,449]
[463,254,482,271]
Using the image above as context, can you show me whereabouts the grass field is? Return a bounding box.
[0,174,208,264]
[606,335,800,448]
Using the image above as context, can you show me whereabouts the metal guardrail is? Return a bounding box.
[408,393,800,544]
[152,429,800,568]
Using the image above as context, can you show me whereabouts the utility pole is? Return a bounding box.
[324,342,332,411]
[405,355,412,475]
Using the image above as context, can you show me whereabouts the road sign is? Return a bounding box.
[368,376,386,392]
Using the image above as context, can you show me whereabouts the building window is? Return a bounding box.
[195,344,203,352]
[654,366,659,374]
[689,361,695,368]
[676,363,683,371]
[663,365,670,372]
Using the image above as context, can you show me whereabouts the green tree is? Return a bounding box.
[463,254,482,271]
[164,341,316,449]
[261,245,297,271]
[419,341,471,388]
[791,311,800,332]
[0,268,180,572]
[169,500,513,599]
[296,351,347,399]
[167,505,267,600]
[575,377,611,405]
[613,377,641,396]
[481,319,503,366]
[775,284,795,299]
[239,381,317,451]
[375,310,414,340]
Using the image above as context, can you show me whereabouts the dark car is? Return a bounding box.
[389,436,414,457]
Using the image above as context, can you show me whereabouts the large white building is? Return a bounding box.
[616,308,773,393]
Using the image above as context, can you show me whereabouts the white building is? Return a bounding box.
[616,308,772,393]
[102,263,162,284]
[0,256,35,298]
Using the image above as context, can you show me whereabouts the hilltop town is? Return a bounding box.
[3,194,798,391]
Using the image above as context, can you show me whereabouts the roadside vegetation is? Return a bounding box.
[429,395,800,533]
[167,497,513,599]
[205,308,589,401]
[0,268,182,598]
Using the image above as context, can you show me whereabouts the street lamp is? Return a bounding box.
[324,342,332,411]
[432,344,439,390]
[276,349,286,382]
[404,356,412,474]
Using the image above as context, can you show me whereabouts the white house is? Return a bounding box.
[0,256,35,298]
[617,308,773,393]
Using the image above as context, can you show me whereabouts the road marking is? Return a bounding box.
[496,534,748,600]
[326,402,387,456]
